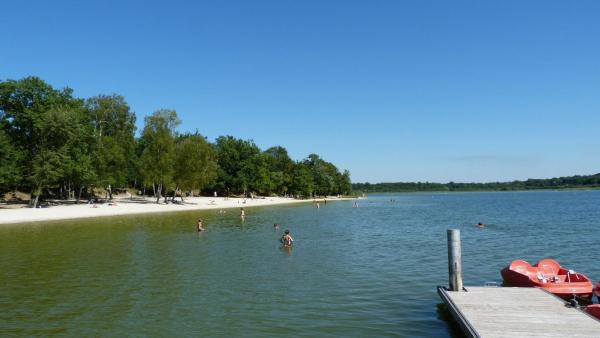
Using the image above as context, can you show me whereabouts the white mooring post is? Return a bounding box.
[447,229,463,291]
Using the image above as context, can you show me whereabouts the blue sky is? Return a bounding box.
[2,1,600,183]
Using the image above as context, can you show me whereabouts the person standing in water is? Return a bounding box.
[197,219,205,232]
[273,223,280,230]
[281,230,294,247]
[240,208,245,218]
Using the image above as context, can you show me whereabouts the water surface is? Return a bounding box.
[2,191,600,337]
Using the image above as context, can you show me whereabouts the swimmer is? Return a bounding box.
[476,222,485,228]
[197,219,205,232]
[281,230,294,247]
[273,223,280,230]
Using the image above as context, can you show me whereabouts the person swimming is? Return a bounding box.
[476,222,485,228]
[280,230,294,246]
[273,223,280,230]
[197,219,205,232]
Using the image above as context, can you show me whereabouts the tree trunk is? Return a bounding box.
[107,184,113,200]
[172,186,179,202]
[152,184,156,198]
[156,183,162,204]
[77,186,83,204]
[29,188,35,207]
[31,185,41,208]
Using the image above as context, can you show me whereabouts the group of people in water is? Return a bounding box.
[196,208,294,247]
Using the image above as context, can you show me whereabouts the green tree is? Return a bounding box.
[214,136,262,195]
[0,77,88,207]
[86,94,136,199]
[263,146,294,195]
[338,170,352,195]
[0,128,21,192]
[290,162,314,197]
[173,133,218,200]
[139,109,180,203]
[62,116,97,202]
[30,106,91,207]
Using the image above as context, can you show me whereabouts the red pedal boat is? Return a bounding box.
[500,259,593,299]
[585,304,600,321]
[594,281,600,302]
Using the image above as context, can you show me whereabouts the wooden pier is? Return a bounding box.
[438,286,600,338]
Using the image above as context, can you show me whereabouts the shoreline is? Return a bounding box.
[0,196,354,225]
[360,187,600,194]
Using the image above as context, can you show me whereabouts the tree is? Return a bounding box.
[62,116,97,202]
[0,77,88,207]
[0,128,21,193]
[263,146,294,195]
[214,136,262,195]
[139,109,180,203]
[30,107,91,207]
[173,133,218,200]
[87,94,136,199]
[338,170,352,195]
[303,154,334,196]
[290,162,314,197]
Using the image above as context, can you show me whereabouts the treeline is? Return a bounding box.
[0,76,351,207]
[353,174,600,193]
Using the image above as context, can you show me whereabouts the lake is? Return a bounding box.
[2,190,600,337]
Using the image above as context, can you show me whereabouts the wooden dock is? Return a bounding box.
[438,286,600,338]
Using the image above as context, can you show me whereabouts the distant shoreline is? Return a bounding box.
[0,196,353,225]
[359,186,600,194]
[352,173,600,194]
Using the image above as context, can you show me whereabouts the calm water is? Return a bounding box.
[2,191,600,337]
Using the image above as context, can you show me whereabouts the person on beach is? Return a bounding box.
[273,223,280,230]
[281,230,293,247]
[197,219,205,232]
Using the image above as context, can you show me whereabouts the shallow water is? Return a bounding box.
[2,191,600,337]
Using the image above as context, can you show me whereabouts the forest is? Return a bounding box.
[352,173,600,193]
[0,77,352,207]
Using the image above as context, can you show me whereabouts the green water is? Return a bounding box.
[2,191,600,336]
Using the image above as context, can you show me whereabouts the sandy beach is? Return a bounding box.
[0,196,349,225]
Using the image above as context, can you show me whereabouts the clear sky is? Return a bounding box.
[2,0,599,183]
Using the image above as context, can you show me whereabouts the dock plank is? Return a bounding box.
[438,286,600,338]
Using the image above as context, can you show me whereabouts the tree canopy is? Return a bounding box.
[0,76,352,205]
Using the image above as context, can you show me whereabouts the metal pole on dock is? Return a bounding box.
[447,229,463,291]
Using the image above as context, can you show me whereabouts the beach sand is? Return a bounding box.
[0,196,348,225]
